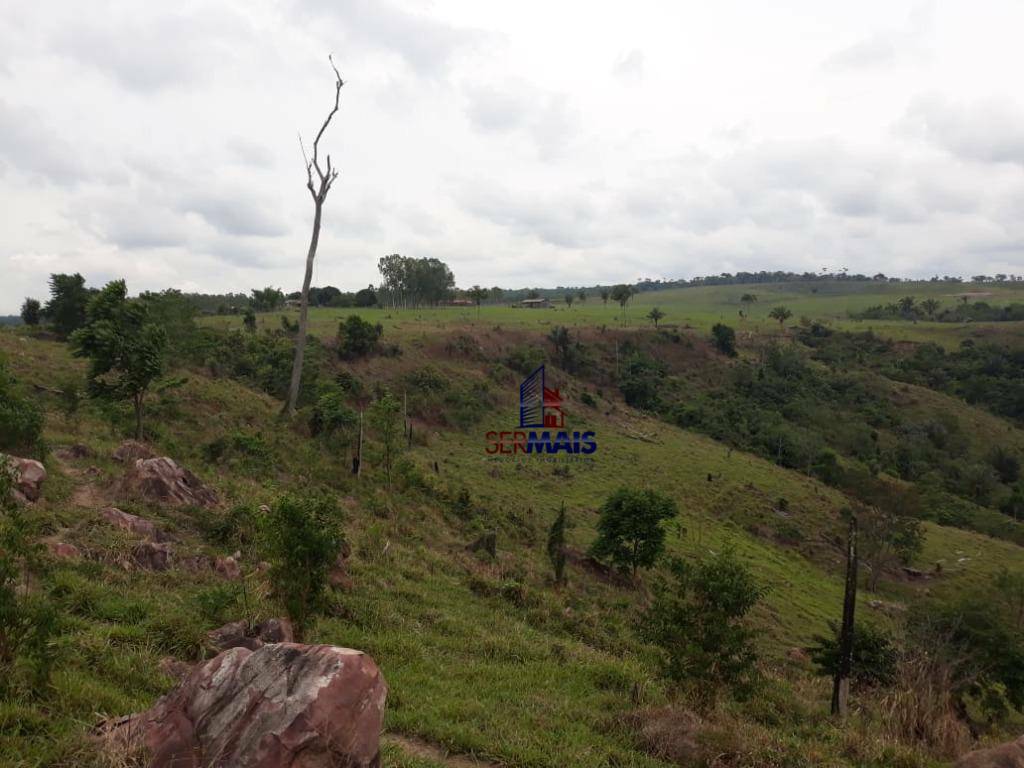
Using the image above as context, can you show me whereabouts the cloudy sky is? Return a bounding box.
[2,0,1024,312]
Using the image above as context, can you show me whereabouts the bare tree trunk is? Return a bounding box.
[284,57,344,416]
[134,392,143,441]
[832,516,858,718]
[286,202,322,414]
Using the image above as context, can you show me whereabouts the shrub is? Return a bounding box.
[618,353,666,410]
[309,385,358,442]
[337,315,382,359]
[547,503,568,585]
[260,493,345,640]
[808,621,898,689]
[589,487,678,575]
[711,323,738,357]
[0,359,44,457]
[505,345,544,376]
[644,550,765,706]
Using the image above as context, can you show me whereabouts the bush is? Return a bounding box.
[808,621,898,689]
[618,353,666,410]
[337,315,382,359]
[260,492,345,639]
[711,323,738,357]
[309,385,358,442]
[0,359,44,457]
[644,550,765,706]
[589,487,677,575]
[505,345,545,376]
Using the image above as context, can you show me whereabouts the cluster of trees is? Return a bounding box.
[377,254,455,308]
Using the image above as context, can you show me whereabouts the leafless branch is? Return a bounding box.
[308,54,344,198]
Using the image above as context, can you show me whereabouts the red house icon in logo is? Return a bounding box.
[542,385,564,428]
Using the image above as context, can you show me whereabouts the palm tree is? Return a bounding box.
[920,298,940,319]
[564,293,574,309]
[897,296,916,315]
[647,307,665,328]
[600,288,610,306]
[468,285,489,319]
[768,306,792,327]
[740,293,757,305]
[578,289,587,304]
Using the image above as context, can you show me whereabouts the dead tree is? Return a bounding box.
[832,514,858,717]
[285,56,344,415]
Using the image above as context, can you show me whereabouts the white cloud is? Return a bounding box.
[1,0,1024,313]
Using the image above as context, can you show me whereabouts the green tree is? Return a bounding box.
[564,292,574,309]
[43,273,91,338]
[600,288,610,306]
[644,550,765,706]
[250,286,284,311]
[468,285,489,318]
[768,305,792,327]
[647,307,665,328]
[590,487,677,576]
[547,326,572,369]
[920,298,941,318]
[857,504,924,591]
[337,315,382,359]
[897,295,916,314]
[260,492,344,640]
[70,280,167,440]
[740,293,757,305]
[990,446,1021,485]
[547,502,568,586]
[711,323,737,357]
[610,284,634,322]
[19,299,40,326]
[577,289,587,304]
[808,621,898,689]
[369,391,402,489]
[243,307,257,333]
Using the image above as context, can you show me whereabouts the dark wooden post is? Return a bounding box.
[832,515,858,717]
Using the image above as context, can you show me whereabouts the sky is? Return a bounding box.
[2,0,1024,312]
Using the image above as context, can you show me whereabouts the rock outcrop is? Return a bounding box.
[54,444,91,461]
[132,541,173,571]
[956,736,1024,768]
[101,506,170,542]
[117,457,218,508]
[101,643,387,768]
[112,440,155,463]
[2,455,46,503]
[46,541,81,560]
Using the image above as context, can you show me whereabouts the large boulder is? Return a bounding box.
[117,457,218,508]
[1,455,46,503]
[132,541,173,571]
[101,507,170,542]
[956,736,1024,768]
[101,643,387,768]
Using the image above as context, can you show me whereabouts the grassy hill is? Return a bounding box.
[2,279,1024,767]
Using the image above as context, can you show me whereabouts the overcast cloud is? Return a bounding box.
[2,0,1024,312]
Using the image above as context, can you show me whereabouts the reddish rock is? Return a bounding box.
[101,507,169,542]
[2,455,46,503]
[956,736,1024,767]
[112,440,155,463]
[46,541,81,560]
[118,457,218,508]
[101,643,387,768]
[132,541,173,571]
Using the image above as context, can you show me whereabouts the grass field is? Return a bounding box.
[205,279,1024,349]
[3,277,1024,766]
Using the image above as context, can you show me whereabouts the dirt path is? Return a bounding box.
[384,734,503,768]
